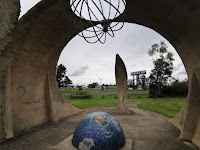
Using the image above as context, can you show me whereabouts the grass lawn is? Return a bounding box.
[64,93,186,118]
[60,88,79,93]
[64,94,152,109]
[60,88,147,93]
[60,88,116,93]
[137,100,186,118]
[64,95,119,109]
[127,95,186,103]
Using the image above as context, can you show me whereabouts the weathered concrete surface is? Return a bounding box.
[9,0,81,134]
[0,0,81,141]
[113,54,131,114]
[0,0,20,55]
[0,0,200,148]
[0,0,20,141]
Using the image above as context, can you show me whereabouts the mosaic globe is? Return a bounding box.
[72,112,125,150]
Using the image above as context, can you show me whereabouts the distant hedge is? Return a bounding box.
[70,91,92,99]
[161,80,188,97]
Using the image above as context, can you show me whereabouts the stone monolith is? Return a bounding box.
[112,54,131,114]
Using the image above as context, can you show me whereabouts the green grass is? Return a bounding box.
[126,94,151,102]
[137,100,186,118]
[64,95,119,109]
[60,88,148,93]
[60,88,79,93]
[127,95,186,103]
[60,88,112,93]
[64,93,186,116]
[62,87,186,118]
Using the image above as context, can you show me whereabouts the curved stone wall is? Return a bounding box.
[0,0,20,140]
[9,0,81,134]
[0,0,20,55]
[0,0,200,148]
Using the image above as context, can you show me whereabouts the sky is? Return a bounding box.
[19,0,188,86]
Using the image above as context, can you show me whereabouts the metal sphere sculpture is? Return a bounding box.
[70,0,126,44]
[72,112,126,150]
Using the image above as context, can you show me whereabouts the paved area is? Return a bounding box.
[63,91,149,95]
[0,103,196,150]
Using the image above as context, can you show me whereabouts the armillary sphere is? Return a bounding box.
[70,0,126,44]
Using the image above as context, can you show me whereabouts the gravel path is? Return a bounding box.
[0,103,196,150]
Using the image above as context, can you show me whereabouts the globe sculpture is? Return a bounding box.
[72,112,125,150]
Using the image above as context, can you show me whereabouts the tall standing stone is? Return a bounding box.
[113,54,131,114]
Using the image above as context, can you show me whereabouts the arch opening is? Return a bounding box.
[56,23,188,119]
[58,23,187,87]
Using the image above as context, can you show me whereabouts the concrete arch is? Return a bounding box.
[0,0,200,148]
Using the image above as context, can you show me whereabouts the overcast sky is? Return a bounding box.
[20,0,188,86]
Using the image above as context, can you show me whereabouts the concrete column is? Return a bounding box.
[0,67,13,141]
[180,67,200,147]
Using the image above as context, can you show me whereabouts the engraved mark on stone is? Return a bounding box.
[16,85,26,102]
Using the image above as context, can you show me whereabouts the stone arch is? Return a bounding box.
[0,0,200,148]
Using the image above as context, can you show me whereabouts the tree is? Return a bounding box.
[63,76,72,86]
[127,79,134,88]
[56,64,72,88]
[148,41,174,98]
[140,75,147,90]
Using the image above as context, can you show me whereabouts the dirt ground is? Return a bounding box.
[0,103,197,150]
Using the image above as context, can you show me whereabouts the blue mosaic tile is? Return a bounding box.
[72,112,125,150]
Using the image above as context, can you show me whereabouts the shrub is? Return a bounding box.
[161,79,188,97]
[114,95,118,99]
[148,79,188,98]
[70,91,92,99]
[127,95,130,99]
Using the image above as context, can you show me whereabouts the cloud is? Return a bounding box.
[173,63,184,72]
[178,69,187,75]
[132,64,136,67]
[173,66,179,72]
[69,65,89,76]
[177,63,183,68]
